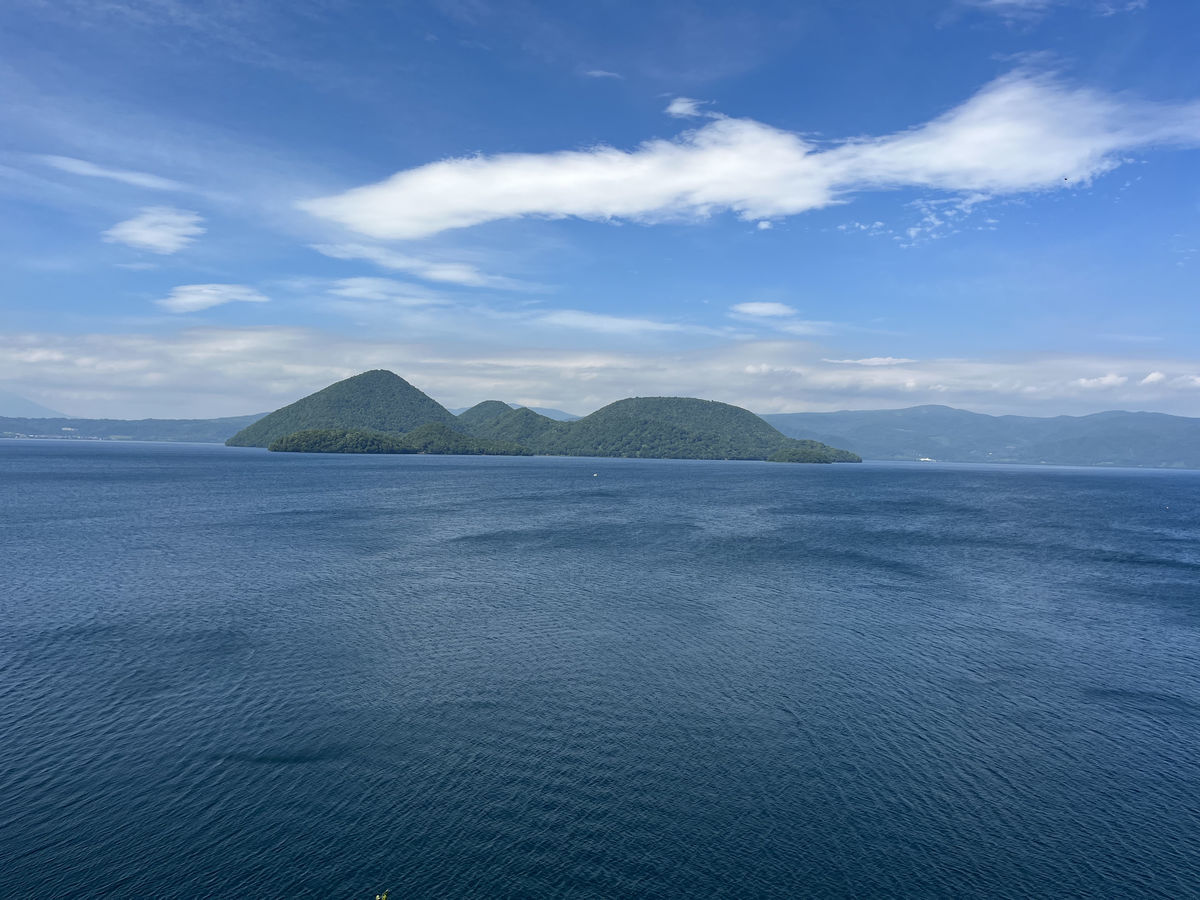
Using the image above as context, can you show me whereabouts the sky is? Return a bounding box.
[1,0,1199,419]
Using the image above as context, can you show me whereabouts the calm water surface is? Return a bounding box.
[2,441,1199,898]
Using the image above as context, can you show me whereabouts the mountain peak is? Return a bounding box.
[226,370,458,447]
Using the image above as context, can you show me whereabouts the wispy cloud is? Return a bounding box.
[962,0,1145,19]
[964,0,1056,15]
[328,277,446,306]
[39,155,186,191]
[731,302,797,317]
[729,302,833,336]
[583,69,623,79]
[312,243,529,289]
[301,70,1200,240]
[1073,372,1128,388]
[534,309,700,336]
[103,207,205,254]
[823,357,918,366]
[157,284,269,313]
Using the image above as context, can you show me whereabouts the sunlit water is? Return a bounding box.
[2,440,1199,898]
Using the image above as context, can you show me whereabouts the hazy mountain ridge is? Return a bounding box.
[1,414,265,443]
[763,405,1200,468]
[0,391,66,418]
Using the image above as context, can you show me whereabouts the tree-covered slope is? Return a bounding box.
[268,428,412,453]
[768,441,862,463]
[269,424,533,456]
[531,397,857,461]
[469,406,564,446]
[227,370,459,447]
[456,400,514,431]
[397,423,533,455]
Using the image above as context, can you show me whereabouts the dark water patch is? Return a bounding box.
[1076,546,1200,573]
[216,744,356,766]
[449,518,702,552]
[1083,687,1200,718]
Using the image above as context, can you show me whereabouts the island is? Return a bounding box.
[230,370,861,464]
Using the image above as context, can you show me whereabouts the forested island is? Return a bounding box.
[230,370,860,464]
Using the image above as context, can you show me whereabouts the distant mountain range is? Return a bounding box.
[0,390,65,418]
[762,405,1200,469]
[0,414,265,444]
[230,370,859,463]
[6,387,1198,469]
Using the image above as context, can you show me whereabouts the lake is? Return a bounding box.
[2,440,1198,898]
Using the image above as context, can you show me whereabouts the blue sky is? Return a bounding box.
[2,0,1198,418]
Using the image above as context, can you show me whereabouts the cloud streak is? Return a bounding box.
[312,243,530,289]
[964,0,1146,19]
[103,207,206,254]
[157,284,270,313]
[39,155,187,191]
[301,70,1200,239]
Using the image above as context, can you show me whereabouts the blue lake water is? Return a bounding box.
[2,440,1199,898]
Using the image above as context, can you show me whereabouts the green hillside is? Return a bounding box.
[227,370,458,447]
[456,400,514,430]
[468,406,563,446]
[269,423,533,456]
[531,397,858,462]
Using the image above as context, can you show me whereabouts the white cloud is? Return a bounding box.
[584,69,623,79]
[300,70,1200,240]
[966,0,1055,11]
[328,277,445,306]
[312,243,526,289]
[823,357,919,366]
[730,302,797,317]
[534,309,696,336]
[963,0,1145,17]
[1073,372,1128,388]
[157,284,269,313]
[730,301,833,336]
[665,97,709,118]
[39,155,186,191]
[103,207,205,254]
[1141,371,1166,384]
[775,320,835,336]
